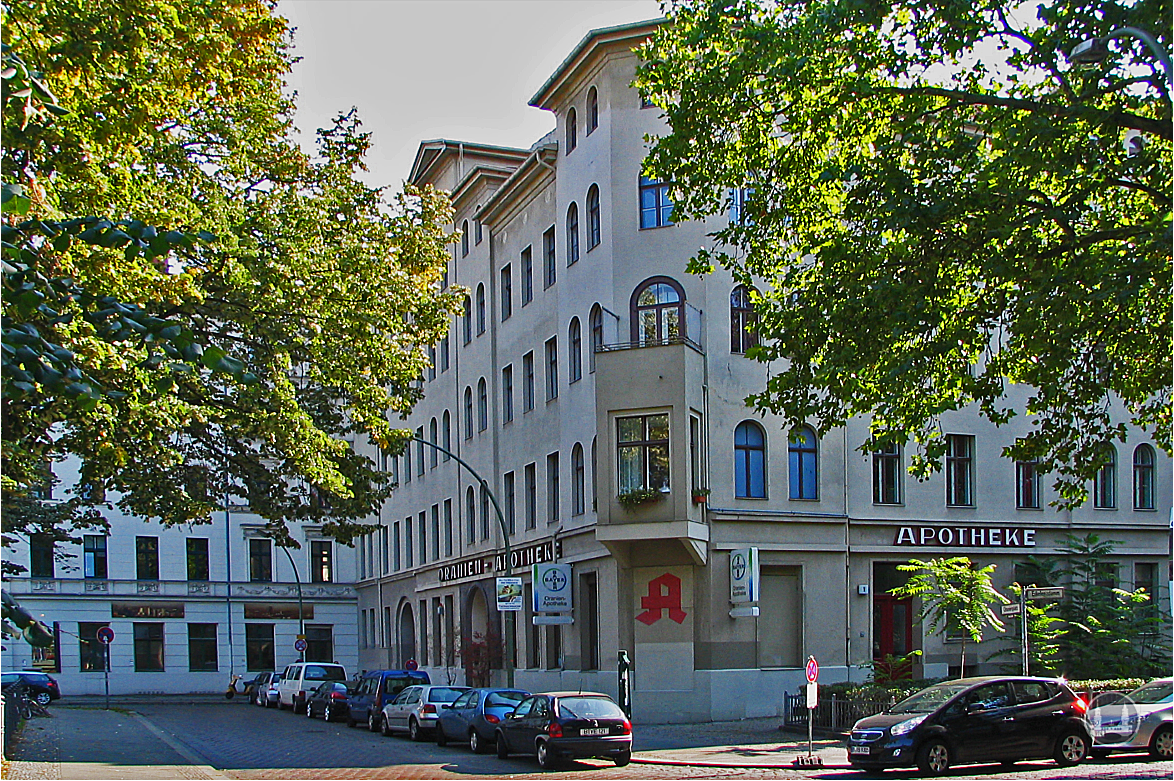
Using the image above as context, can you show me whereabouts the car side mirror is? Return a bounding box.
[966,703,984,714]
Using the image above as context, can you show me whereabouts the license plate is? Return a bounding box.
[580,727,609,736]
[849,746,871,755]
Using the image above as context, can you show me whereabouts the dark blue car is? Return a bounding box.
[347,669,431,730]
[436,688,529,753]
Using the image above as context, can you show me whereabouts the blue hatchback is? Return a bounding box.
[347,669,431,730]
[436,688,529,753]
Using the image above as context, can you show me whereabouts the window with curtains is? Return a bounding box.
[734,421,766,499]
[631,278,685,344]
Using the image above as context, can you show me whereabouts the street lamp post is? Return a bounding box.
[278,545,306,661]
[409,435,515,689]
[1068,27,1173,91]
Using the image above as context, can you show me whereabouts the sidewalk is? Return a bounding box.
[633,717,851,769]
[4,706,230,781]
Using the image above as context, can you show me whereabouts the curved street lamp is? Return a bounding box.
[1068,27,1173,91]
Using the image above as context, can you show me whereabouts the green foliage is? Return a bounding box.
[1,1,460,548]
[638,0,1171,507]
[988,582,1064,675]
[617,488,666,508]
[866,649,923,684]
[889,557,1009,677]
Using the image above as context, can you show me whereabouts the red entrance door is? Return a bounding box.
[873,594,914,677]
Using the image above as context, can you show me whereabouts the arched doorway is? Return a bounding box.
[462,585,497,686]
[397,601,416,667]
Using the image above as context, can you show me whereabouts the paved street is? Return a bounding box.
[5,700,1171,780]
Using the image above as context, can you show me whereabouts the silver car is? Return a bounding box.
[1089,678,1172,760]
[253,672,282,708]
[379,685,469,741]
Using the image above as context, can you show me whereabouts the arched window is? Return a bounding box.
[1134,444,1156,510]
[462,295,472,343]
[734,421,766,498]
[1094,445,1117,509]
[631,276,685,344]
[476,283,486,335]
[463,387,473,440]
[788,426,818,500]
[586,87,598,134]
[589,304,603,372]
[566,108,577,153]
[429,418,438,468]
[590,437,598,511]
[477,378,488,432]
[480,484,491,540]
[465,487,476,544]
[441,411,451,458]
[572,442,585,515]
[586,185,601,249]
[461,220,469,258]
[566,203,580,265]
[569,317,582,383]
[730,285,758,354]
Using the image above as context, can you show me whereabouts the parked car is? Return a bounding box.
[1089,677,1172,760]
[277,662,347,712]
[347,669,431,730]
[380,685,469,741]
[847,676,1091,775]
[251,672,282,707]
[305,681,356,722]
[494,691,632,769]
[241,672,268,701]
[0,671,61,705]
[436,688,529,753]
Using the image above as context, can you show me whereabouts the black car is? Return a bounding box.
[494,691,632,769]
[304,681,355,722]
[848,676,1091,775]
[0,671,61,705]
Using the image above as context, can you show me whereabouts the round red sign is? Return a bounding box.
[96,626,115,645]
[405,658,418,671]
[805,656,819,683]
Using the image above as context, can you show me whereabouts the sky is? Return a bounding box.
[278,0,664,190]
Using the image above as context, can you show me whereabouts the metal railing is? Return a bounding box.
[782,691,898,733]
[595,335,703,354]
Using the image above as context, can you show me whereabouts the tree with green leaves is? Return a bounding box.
[2,0,460,565]
[637,0,1171,506]
[889,557,1009,677]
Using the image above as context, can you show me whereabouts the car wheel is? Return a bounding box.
[470,729,485,754]
[1054,730,1089,766]
[495,731,510,759]
[536,739,557,770]
[409,717,422,742]
[305,701,314,718]
[614,749,631,767]
[369,711,380,732]
[34,692,51,706]
[380,715,393,737]
[1150,725,1172,760]
[324,705,333,722]
[917,739,951,776]
[436,723,447,747]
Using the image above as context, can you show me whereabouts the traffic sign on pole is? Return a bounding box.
[805,655,819,683]
[1024,586,1065,601]
[96,626,115,644]
[1000,603,1022,616]
[293,638,308,653]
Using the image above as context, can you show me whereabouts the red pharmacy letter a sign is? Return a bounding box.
[636,573,687,625]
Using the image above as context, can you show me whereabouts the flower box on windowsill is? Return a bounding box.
[618,489,665,510]
[691,488,710,505]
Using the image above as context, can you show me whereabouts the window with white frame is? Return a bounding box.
[616,413,669,494]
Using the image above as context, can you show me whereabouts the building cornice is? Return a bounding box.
[477,145,558,229]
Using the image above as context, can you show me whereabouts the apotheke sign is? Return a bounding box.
[894,526,1036,548]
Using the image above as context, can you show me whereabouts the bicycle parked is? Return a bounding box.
[2,680,53,720]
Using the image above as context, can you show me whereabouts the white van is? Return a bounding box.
[277,661,347,711]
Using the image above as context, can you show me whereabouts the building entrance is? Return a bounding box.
[872,563,914,676]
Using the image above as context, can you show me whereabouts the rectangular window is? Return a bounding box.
[480,488,490,541]
[133,623,165,672]
[543,226,556,288]
[521,246,533,305]
[1135,562,1159,621]
[136,536,159,580]
[500,265,512,321]
[79,622,110,672]
[431,504,440,561]
[444,595,455,666]
[381,526,389,575]
[249,538,272,582]
[504,471,516,535]
[311,540,333,583]
[393,521,402,571]
[30,535,54,578]
[639,176,674,229]
[187,538,210,581]
[444,499,454,557]
[873,443,902,505]
[1095,452,1117,509]
[945,434,974,507]
[84,535,108,579]
[525,463,537,530]
[427,345,436,381]
[522,352,535,412]
[475,219,483,245]
[187,623,218,672]
[579,572,599,670]
[728,186,755,225]
[440,334,450,372]
[544,337,558,401]
[502,365,514,423]
[617,413,670,494]
[1016,461,1040,509]
[416,428,425,476]
[547,452,560,523]
[403,447,411,483]
[417,511,427,565]
[305,625,333,663]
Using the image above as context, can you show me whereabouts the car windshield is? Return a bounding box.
[305,665,346,682]
[557,697,626,720]
[890,682,973,714]
[1128,680,1173,704]
[486,691,527,707]
[427,687,467,703]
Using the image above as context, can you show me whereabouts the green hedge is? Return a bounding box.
[825,677,1147,704]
